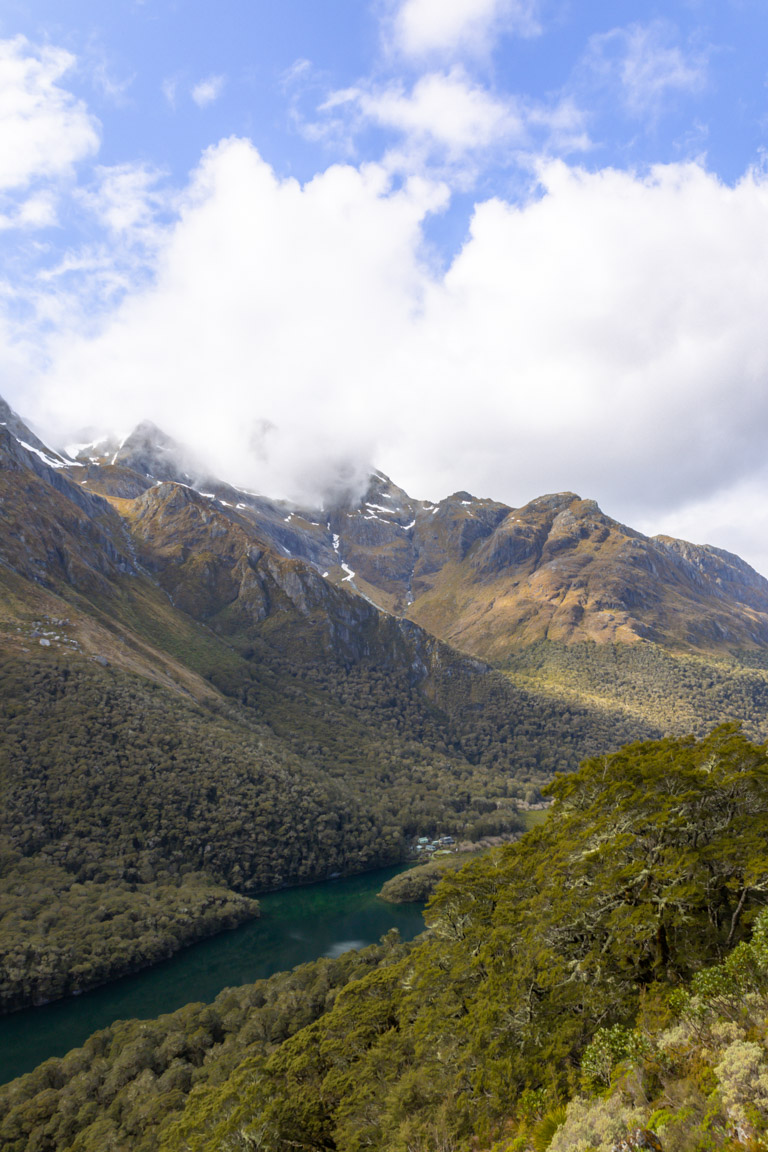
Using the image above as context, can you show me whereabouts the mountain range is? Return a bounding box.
[4,394,768,1012]
[62,412,768,657]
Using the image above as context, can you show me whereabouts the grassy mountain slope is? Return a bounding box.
[503,638,768,743]
[404,492,768,656]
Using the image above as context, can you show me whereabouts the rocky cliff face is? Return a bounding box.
[0,426,137,594]
[404,492,768,658]
[0,400,488,692]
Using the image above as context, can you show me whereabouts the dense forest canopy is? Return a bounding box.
[4,726,768,1151]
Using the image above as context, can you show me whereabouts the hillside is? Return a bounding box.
[4,726,768,1151]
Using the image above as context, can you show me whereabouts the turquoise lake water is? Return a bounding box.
[0,867,426,1086]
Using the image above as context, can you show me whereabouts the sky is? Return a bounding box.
[2,2,768,571]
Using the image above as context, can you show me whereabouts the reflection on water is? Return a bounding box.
[1,866,425,1086]
[324,939,367,958]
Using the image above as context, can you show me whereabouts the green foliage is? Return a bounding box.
[149,725,768,1152]
[378,848,488,904]
[503,639,768,746]
[530,1105,568,1152]
[581,1026,639,1090]
[0,644,529,1010]
[7,726,768,1151]
[552,906,768,1152]
[0,932,409,1152]
[0,864,257,1011]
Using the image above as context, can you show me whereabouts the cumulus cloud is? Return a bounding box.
[27,139,448,504]
[14,142,768,579]
[0,34,99,215]
[388,0,541,59]
[317,71,588,179]
[324,69,524,158]
[191,74,225,108]
[380,161,768,524]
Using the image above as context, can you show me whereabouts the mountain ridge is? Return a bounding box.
[49,408,768,657]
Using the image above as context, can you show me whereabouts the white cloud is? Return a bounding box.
[326,69,524,157]
[389,0,541,59]
[79,163,168,235]
[14,146,768,575]
[162,77,178,109]
[0,190,58,231]
[636,473,768,581]
[27,139,448,504]
[0,36,99,193]
[318,71,589,177]
[525,96,590,154]
[377,160,768,538]
[584,21,707,118]
[191,74,225,108]
[89,57,135,105]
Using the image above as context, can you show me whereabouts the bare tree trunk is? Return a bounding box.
[726,886,749,949]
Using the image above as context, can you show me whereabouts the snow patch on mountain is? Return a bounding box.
[19,441,66,469]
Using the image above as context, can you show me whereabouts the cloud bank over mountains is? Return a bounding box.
[2,2,768,571]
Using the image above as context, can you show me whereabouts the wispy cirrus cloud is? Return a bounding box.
[582,20,708,120]
[78,163,170,236]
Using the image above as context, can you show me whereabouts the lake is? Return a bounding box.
[0,866,426,1086]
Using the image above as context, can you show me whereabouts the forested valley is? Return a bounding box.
[5,726,768,1151]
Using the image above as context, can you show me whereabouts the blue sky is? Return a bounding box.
[2,0,768,570]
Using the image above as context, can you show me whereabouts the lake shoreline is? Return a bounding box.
[1,864,425,1087]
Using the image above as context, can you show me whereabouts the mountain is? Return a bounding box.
[59,414,768,659]
[65,411,768,737]
[404,490,768,655]
[232,475,768,659]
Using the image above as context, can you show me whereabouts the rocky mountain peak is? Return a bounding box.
[111,421,204,484]
[0,394,67,467]
[354,470,420,528]
[67,419,215,500]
